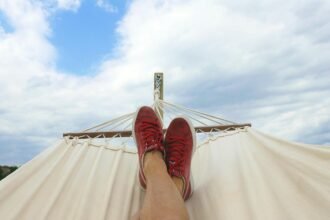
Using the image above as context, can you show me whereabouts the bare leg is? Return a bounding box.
[172,177,184,195]
[134,151,189,220]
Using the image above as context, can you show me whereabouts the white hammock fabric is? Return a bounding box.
[0,127,329,220]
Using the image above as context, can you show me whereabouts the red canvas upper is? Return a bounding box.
[133,106,164,189]
[165,117,195,200]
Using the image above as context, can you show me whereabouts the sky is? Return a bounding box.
[0,0,329,165]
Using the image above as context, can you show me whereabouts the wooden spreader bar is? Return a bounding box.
[63,123,251,139]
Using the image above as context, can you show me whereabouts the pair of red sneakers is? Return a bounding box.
[132,106,196,201]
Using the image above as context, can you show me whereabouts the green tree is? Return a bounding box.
[0,166,19,181]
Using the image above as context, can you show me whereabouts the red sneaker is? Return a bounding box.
[132,106,165,189]
[164,116,196,200]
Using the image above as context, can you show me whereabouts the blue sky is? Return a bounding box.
[0,0,329,165]
[50,0,126,75]
[0,11,12,32]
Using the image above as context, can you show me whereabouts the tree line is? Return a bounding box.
[0,166,18,181]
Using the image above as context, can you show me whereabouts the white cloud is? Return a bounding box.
[0,0,330,164]
[57,0,81,11]
[108,0,330,142]
[96,0,117,13]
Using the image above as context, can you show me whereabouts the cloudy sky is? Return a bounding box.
[0,0,329,165]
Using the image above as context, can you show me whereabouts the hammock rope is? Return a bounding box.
[63,100,248,142]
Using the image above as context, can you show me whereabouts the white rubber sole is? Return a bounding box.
[132,106,145,191]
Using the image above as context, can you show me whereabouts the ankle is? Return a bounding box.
[143,151,166,175]
[172,176,184,196]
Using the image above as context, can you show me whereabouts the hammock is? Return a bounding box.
[0,100,329,220]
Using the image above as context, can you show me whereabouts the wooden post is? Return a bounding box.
[154,73,164,120]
